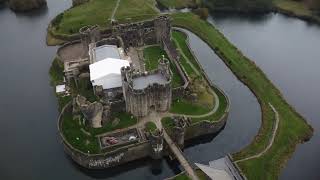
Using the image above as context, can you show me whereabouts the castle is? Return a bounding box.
[121,57,172,117]
[61,15,182,124]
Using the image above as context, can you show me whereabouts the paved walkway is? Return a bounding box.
[235,103,279,163]
[163,130,200,180]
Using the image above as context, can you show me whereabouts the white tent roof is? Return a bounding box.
[89,58,129,89]
[56,84,66,93]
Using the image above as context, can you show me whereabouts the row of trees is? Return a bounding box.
[307,0,320,14]
[204,0,273,13]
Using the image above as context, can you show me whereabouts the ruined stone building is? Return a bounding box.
[121,57,172,117]
[60,15,185,123]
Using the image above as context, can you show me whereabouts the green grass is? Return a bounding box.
[62,111,137,154]
[145,121,157,133]
[172,31,202,73]
[143,45,184,88]
[171,12,313,180]
[49,57,64,86]
[170,97,211,115]
[170,30,216,115]
[161,117,175,129]
[275,0,312,16]
[191,86,228,123]
[50,0,158,35]
[274,0,320,23]
[115,0,158,23]
[53,0,118,34]
[156,0,200,9]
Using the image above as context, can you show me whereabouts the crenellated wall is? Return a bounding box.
[121,58,172,117]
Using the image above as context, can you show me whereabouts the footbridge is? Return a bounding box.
[163,130,199,180]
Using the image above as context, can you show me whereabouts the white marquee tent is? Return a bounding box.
[89,58,129,90]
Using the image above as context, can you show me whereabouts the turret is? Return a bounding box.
[158,55,171,79]
[79,25,101,55]
[154,16,171,45]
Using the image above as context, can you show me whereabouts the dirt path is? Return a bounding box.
[111,0,121,21]
[235,103,279,163]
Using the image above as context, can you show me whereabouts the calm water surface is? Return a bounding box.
[211,13,320,180]
[0,1,284,179]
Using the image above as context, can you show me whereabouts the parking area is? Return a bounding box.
[98,128,141,149]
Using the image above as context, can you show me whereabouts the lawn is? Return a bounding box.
[145,121,157,133]
[170,97,211,115]
[50,0,159,36]
[115,0,159,23]
[170,31,215,115]
[172,31,202,75]
[62,111,137,154]
[53,0,118,35]
[49,57,64,86]
[191,86,228,124]
[171,12,313,180]
[143,45,184,88]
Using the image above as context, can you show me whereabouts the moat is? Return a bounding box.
[0,1,319,180]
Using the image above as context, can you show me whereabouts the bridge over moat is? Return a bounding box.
[163,130,199,180]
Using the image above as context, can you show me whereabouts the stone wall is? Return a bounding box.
[58,96,228,169]
[111,16,171,49]
[121,58,172,117]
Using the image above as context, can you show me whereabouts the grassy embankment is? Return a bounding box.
[156,0,201,9]
[274,0,320,23]
[170,12,313,180]
[161,30,228,128]
[50,57,138,154]
[48,0,159,43]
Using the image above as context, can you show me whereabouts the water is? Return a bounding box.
[1,1,298,179]
[211,12,320,180]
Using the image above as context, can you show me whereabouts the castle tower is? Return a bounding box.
[172,117,187,148]
[154,16,171,45]
[148,129,164,159]
[158,55,171,79]
[79,25,101,55]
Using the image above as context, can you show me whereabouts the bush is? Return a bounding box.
[192,8,209,20]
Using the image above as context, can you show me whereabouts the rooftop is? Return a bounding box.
[89,58,130,89]
[93,45,121,62]
[132,73,168,89]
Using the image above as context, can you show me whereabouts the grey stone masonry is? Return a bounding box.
[121,57,172,117]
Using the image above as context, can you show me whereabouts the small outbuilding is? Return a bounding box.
[89,58,129,90]
[56,84,66,94]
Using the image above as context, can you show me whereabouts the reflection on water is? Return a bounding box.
[211,12,320,180]
[0,1,262,179]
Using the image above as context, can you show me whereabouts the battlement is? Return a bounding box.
[121,58,172,117]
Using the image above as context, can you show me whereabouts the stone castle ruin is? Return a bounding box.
[121,57,172,117]
[59,15,188,127]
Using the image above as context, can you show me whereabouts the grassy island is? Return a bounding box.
[48,0,314,177]
[48,0,159,41]
[171,12,313,180]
